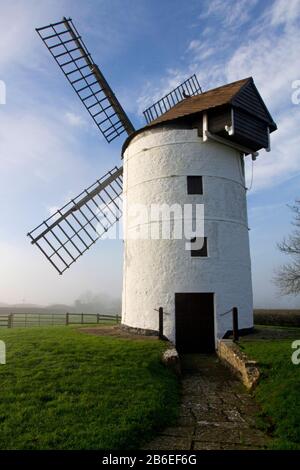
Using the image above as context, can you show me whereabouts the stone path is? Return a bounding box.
[145,354,270,450]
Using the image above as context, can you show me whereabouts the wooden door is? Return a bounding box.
[175,293,215,353]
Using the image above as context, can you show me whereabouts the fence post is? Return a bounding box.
[66,312,69,326]
[97,314,99,324]
[8,313,13,328]
[158,307,164,340]
[81,313,84,324]
[232,307,239,342]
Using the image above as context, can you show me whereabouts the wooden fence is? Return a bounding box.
[0,313,120,328]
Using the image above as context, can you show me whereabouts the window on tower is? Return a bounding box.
[190,237,208,257]
[187,176,203,194]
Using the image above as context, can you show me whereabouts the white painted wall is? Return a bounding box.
[121,126,253,344]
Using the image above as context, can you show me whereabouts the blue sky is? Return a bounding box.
[0,0,300,307]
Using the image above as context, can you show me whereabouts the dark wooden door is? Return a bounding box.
[175,293,215,353]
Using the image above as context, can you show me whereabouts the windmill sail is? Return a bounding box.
[143,74,202,124]
[28,166,123,275]
[36,17,135,143]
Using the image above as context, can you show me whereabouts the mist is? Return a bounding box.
[72,291,121,314]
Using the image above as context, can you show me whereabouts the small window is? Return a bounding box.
[187,176,203,194]
[190,237,208,257]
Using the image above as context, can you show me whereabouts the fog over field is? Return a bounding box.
[0,292,121,315]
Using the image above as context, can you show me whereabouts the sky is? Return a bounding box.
[0,0,300,308]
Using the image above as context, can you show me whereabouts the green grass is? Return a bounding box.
[240,338,300,449]
[0,327,179,450]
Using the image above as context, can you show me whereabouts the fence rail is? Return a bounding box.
[0,313,120,328]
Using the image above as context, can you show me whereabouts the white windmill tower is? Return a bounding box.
[29,17,277,352]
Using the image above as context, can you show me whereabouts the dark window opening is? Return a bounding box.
[190,237,208,257]
[187,176,203,194]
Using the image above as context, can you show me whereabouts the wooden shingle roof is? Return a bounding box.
[122,77,276,154]
[147,77,251,126]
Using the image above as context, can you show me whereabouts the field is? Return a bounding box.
[240,327,300,449]
[254,309,300,327]
[0,326,179,450]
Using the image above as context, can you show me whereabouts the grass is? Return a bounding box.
[240,334,300,449]
[0,326,179,450]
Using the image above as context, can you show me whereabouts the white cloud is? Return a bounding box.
[48,206,59,216]
[221,2,300,191]
[270,0,300,26]
[187,40,215,61]
[0,111,78,180]
[247,107,300,191]
[138,0,300,192]
[0,0,69,70]
[65,111,86,128]
[136,0,260,115]
[46,189,79,216]
[188,40,201,51]
[225,23,300,113]
[198,0,258,28]
[136,68,196,116]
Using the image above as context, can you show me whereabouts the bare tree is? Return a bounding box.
[274,200,300,294]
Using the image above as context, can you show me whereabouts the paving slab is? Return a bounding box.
[144,353,271,450]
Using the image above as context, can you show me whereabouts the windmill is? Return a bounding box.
[29,17,276,351]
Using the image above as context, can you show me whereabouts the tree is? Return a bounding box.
[274,200,300,295]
